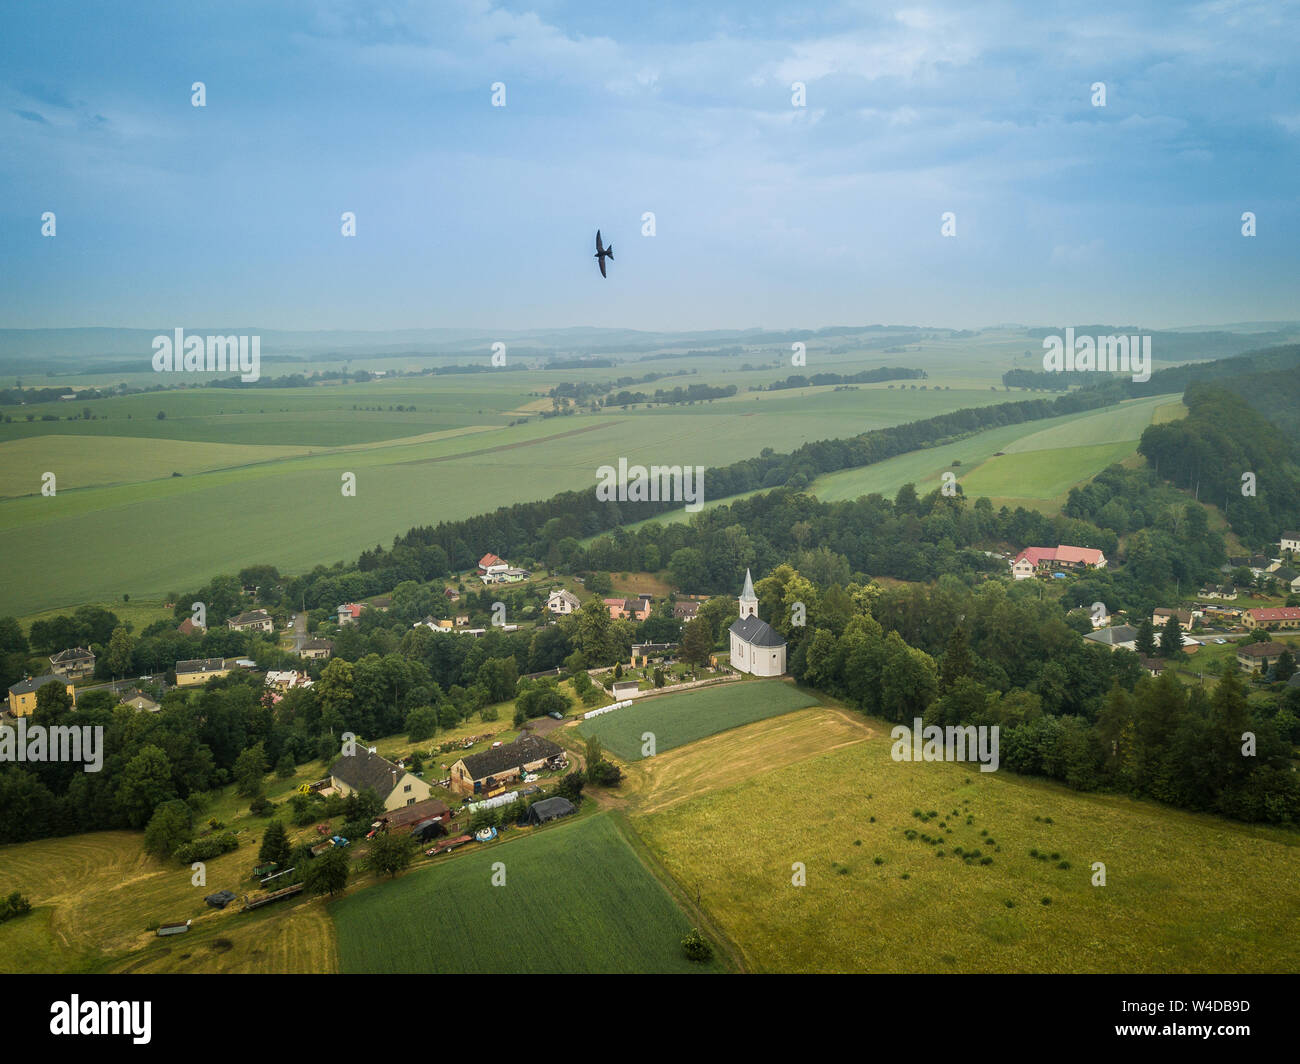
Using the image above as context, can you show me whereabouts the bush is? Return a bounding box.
[0,892,32,924]
[174,832,239,863]
[250,796,273,817]
[681,928,713,963]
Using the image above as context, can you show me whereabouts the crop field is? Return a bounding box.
[0,357,1037,616]
[331,812,722,973]
[633,724,1300,973]
[576,680,820,762]
[811,393,1177,505]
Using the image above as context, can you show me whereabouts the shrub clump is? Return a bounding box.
[682,928,713,963]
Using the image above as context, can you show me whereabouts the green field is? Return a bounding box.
[331,813,722,973]
[811,393,1177,504]
[577,680,819,762]
[633,722,1300,973]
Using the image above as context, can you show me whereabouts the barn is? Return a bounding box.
[525,797,576,825]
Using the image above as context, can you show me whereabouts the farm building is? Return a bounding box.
[411,818,448,843]
[49,646,95,680]
[328,748,433,811]
[525,797,576,825]
[174,657,232,687]
[6,675,76,717]
[377,797,453,833]
[449,734,565,797]
[728,570,786,677]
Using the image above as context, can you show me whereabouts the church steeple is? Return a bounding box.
[738,568,758,618]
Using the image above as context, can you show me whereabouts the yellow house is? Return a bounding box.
[7,675,77,717]
[175,657,231,687]
[328,748,433,811]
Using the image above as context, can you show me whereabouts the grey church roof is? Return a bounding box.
[730,614,785,648]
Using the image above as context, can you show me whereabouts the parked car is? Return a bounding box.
[547,711,564,720]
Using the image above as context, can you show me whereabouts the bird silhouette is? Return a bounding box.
[595,229,613,277]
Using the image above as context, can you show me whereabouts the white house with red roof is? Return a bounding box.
[1011,544,1107,579]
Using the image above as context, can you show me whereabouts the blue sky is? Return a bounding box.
[1,0,1297,331]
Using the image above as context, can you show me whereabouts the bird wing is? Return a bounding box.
[598,254,607,278]
[595,230,603,254]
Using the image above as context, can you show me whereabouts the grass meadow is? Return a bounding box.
[576,679,819,762]
[631,713,1300,973]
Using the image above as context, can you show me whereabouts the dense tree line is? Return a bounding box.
[766,367,925,390]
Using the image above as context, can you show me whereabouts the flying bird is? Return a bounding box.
[595,229,613,277]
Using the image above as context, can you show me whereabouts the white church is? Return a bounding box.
[728,569,787,676]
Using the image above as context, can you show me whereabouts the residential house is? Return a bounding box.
[119,688,160,712]
[299,638,333,661]
[1011,545,1107,579]
[265,670,312,692]
[328,748,433,811]
[337,603,364,626]
[448,735,565,797]
[1243,607,1300,631]
[1083,625,1138,652]
[604,595,653,622]
[49,646,95,680]
[1281,532,1300,554]
[1198,585,1237,600]
[1152,608,1193,631]
[444,586,461,602]
[227,609,274,633]
[1236,642,1290,673]
[673,600,701,620]
[547,588,581,615]
[368,596,393,612]
[176,616,205,636]
[175,658,232,687]
[7,675,76,717]
[478,552,506,576]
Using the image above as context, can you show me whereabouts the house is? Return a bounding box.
[448,735,565,797]
[328,748,433,811]
[377,797,453,834]
[1243,607,1300,631]
[299,638,333,661]
[673,600,701,620]
[176,616,205,636]
[337,603,363,626]
[6,675,76,717]
[1083,625,1138,652]
[49,647,95,680]
[265,670,312,692]
[1011,545,1107,579]
[728,570,786,676]
[227,609,274,633]
[1199,585,1237,600]
[525,796,576,825]
[1292,575,1300,595]
[481,567,530,585]
[547,589,581,615]
[1236,642,1290,673]
[1139,657,1165,677]
[368,596,393,611]
[119,688,160,712]
[174,658,231,687]
[1152,608,1193,631]
[1281,532,1300,554]
[455,614,471,627]
[444,586,461,602]
[604,596,653,622]
[478,552,506,575]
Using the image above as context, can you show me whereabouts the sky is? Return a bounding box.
[1,0,1298,332]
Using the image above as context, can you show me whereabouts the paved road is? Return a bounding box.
[292,611,307,654]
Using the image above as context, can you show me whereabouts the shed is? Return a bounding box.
[525,797,576,825]
[411,818,447,843]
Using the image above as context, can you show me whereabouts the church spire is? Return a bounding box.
[739,568,758,618]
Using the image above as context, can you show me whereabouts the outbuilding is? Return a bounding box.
[525,797,576,825]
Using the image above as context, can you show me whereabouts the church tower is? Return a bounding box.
[738,568,758,618]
